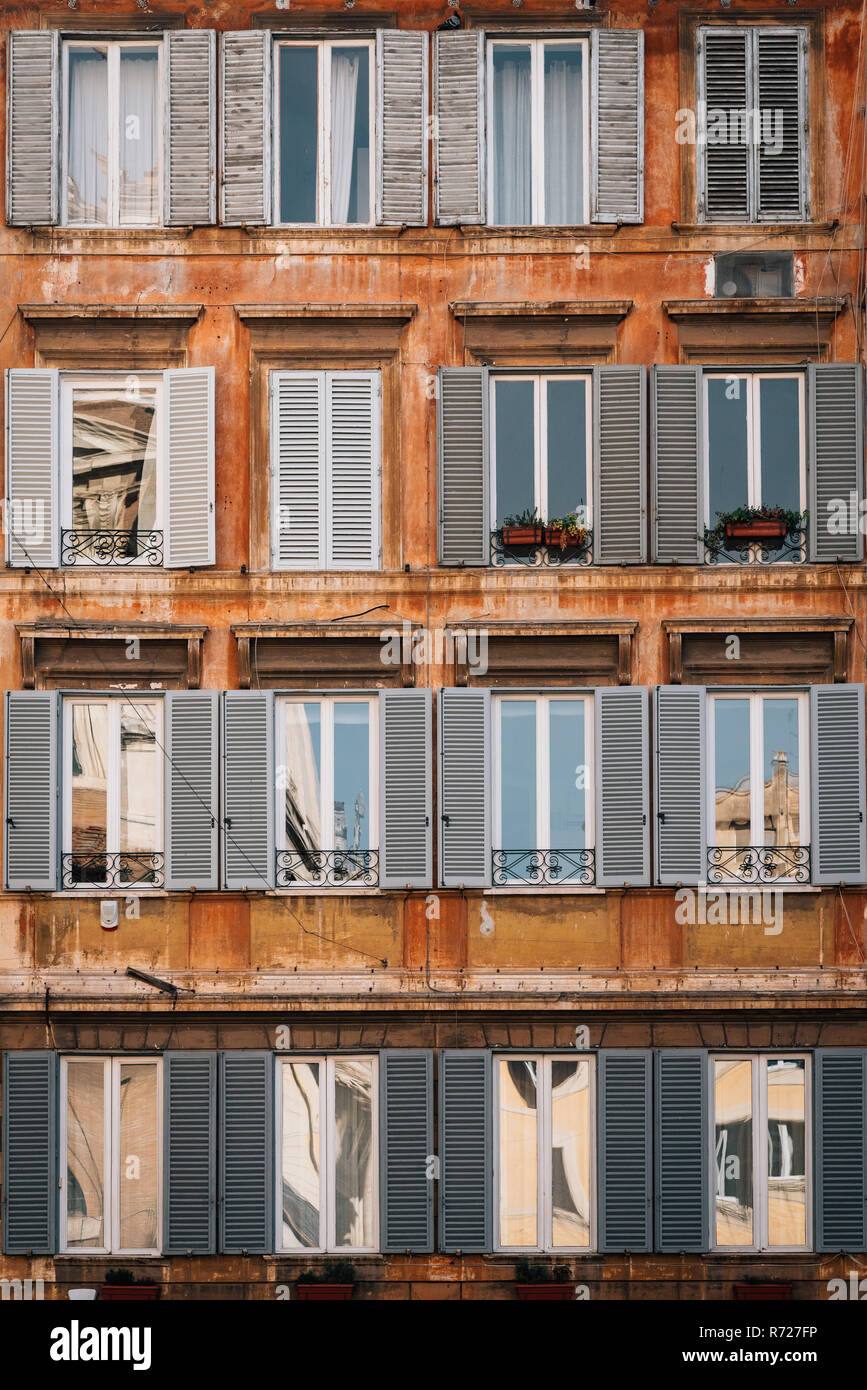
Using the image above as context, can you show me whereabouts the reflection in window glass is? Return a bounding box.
[279,46,318,223]
[494,379,535,528]
[546,379,587,521]
[766,1059,806,1248]
[120,702,158,862]
[71,702,108,862]
[713,699,751,849]
[551,1059,591,1248]
[500,701,536,882]
[544,45,583,225]
[762,698,800,850]
[759,378,800,514]
[498,1059,539,1247]
[67,48,109,225]
[65,1061,105,1250]
[707,377,749,521]
[118,48,159,226]
[331,47,370,223]
[333,1058,374,1249]
[714,1058,754,1247]
[492,46,532,224]
[71,383,158,560]
[549,701,586,852]
[284,703,322,866]
[334,703,370,853]
[280,1061,322,1249]
[118,1064,158,1250]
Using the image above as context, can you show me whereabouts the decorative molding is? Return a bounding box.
[662,298,845,363]
[16,622,207,690]
[451,300,632,365]
[21,303,203,369]
[451,619,636,687]
[231,621,422,690]
[662,617,853,685]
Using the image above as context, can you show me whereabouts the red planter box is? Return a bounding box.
[100,1285,160,1301]
[725,519,788,543]
[295,1283,354,1301]
[515,1283,575,1301]
[501,526,546,547]
[545,527,587,549]
[733,1282,793,1301]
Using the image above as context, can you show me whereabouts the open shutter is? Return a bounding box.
[655,686,706,885]
[376,30,428,226]
[598,1050,652,1252]
[2,1052,56,1255]
[222,692,275,890]
[379,689,432,889]
[814,1050,867,1251]
[810,684,867,885]
[756,29,807,222]
[164,1052,216,1254]
[327,372,380,569]
[380,1050,434,1253]
[591,30,644,224]
[219,1052,273,1254]
[5,368,59,568]
[271,371,323,568]
[165,691,219,891]
[220,31,271,225]
[437,367,489,566]
[594,365,646,564]
[808,364,863,563]
[439,688,490,888]
[164,30,216,225]
[651,366,703,564]
[4,691,57,892]
[164,367,215,569]
[698,30,749,223]
[439,1050,491,1252]
[434,32,485,225]
[6,30,59,226]
[595,687,649,888]
[655,1051,709,1253]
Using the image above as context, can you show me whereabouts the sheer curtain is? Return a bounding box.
[331,51,360,223]
[544,50,583,224]
[67,48,108,224]
[493,49,532,225]
[119,49,159,225]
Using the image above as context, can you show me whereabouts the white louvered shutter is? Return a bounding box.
[698,30,749,223]
[591,30,644,224]
[4,691,58,892]
[593,365,646,564]
[376,30,428,226]
[756,29,807,222]
[165,691,219,891]
[221,692,275,891]
[6,30,59,226]
[327,372,380,569]
[5,368,59,568]
[165,30,216,225]
[164,368,215,568]
[651,366,703,564]
[595,687,650,887]
[220,31,271,225]
[808,364,863,563]
[271,372,324,568]
[655,686,706,885]
[437,367,489,566]
[810,684,867,885]
[434,32,485,225]
[379,689,432,889]
[439,688,491,888]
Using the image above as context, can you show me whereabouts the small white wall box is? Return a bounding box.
[100,900,119,930]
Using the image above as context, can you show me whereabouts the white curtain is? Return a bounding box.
[544,52,583,224]
[331,52,360,224]
[67,49,108,224]
[119,50,159,225]
[493,52,532,224]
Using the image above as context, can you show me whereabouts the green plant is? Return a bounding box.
[296,1260,357,1286]
[514,1259,573,1284]
[547,510,590,548]
[702,504,806,551]
[502,507,543,528]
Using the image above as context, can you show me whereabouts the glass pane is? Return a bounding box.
[118,1063,158,1250]
[282,702,322,883]
[71,382,159,560]
[66,1061,105,1249]
[279,46,318,223]
[759,378,801,514]
[67,47,109,225]
[707,377,749,522]
[766,1059,807,1248]
[551,1058,591,1248]
[118,48,159,225]
[333,1058,375,1248]
[549,701,588,882]
[333,703,370,869]
[120,702,158,883]
[762,698,800,853]
[492,46,532,224]
[544,45,583,224]
[494,379,535,528]
[714,1058,754,1247]
[546,378,587,522]
[498,1058,538,1247]
[70,702,108,883]
[331,47,370,223]
[280,1061,322,1249]
[499,701,536,882]
[713,699,751,850]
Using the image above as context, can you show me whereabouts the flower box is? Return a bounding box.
[295,1282,354,1301]
[724,518,789,543]
[501,525,547,547]
[516,1282,575,1301]
[733,1282,793,1301]
[100,1284,159,1301]
[545,527,587,550]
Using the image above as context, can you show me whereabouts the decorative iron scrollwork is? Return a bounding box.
[60,530,163,566]
[61,852,165,889]
[492,848,596,886]
[276,849,379,888]
[706,845,811,885]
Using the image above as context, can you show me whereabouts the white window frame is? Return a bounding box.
[710,1052,812,1253]
[275,1054,379,1254]
[493,692,595,859]
[59,1055,163,1257]
[61,38,163,229]
[486,37,591,227]
[702,371,806,528]
[275,693,379,860]
[490,372,593,533]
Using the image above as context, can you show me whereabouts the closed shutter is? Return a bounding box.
[376,30,428,226]
[439,1050,491,1252]
[5,368,59,568]
[4,691,58,892]
[380,1050,434,1253]
[434,32,485,225]
[655,1051,709,1253]
[593,365,646,564]
[220,31,271,225]
[219,1052,273,1253]
[810,684,867,885]
[651,366,703,564]
[756,29,807,222]
[327,372,380,569]
[598,1050,652,1252]
[591,30,644,224]
[814,1050,867,1251]
[165,691,219,891]
[809,364,863,563]
[271,371,323,568]
[379,690,432,889]
[164,1052,216,1254]
[595,687,649,888]
[437,367,489,567]
[164,30,216,225]
[2,1052,56,1255]
[164,367,215,569]
[655,686,706,885]
[698,30,749,223]
[439,689,490,888]
[6,30,59,226]
[222,692,275,890]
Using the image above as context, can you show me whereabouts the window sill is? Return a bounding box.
[484,886,605,896]
[672,221,837,236]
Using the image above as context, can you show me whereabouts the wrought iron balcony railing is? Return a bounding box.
[491,528,592,568]
[60,529,163,566]
[706,845,811,886]
[276,849,379,888]
[704,527,807,567]
[61,852,165,889]
[492,848,595,887]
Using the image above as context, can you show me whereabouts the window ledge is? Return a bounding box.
[672,222,838,236]
[663,297,845,321]
[20,302,203,324]
[236,302,417,322]
[484,886,606,896]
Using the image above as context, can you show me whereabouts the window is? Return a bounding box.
[713,1055,810,1251]
[62,40,162,227]
[277,1055,378,1252]
[60,1056,161,1255]
[715,252,794,298]
[495,1054,594,1251]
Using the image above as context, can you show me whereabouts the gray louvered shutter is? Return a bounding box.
[1,1052,56,1255]
[434,32,485,225]
[439,688,490,888]
[219,1052,273,1253]
[814,1050,867,1251]
[595,687,649,888]
[655,686,706,885]
[164,367,215,569]
[698,30,749,223]
[5,368,59,568]
[756,29,807,222]
[164,1052,216,1254]
[376,30,428,226]
[809,364,864,563]
[652,366,703,564]
[439,1050,491,1252]
[271,371,323,568]
[593,365,646,564]
[380,1050,434,1253]
[379,690,432,889]
[6,30,59,226]
[327,372,380,569]
[599,1050,652,1252]
[222,692,275,890]
[437,367,489,566]
[591,30,644,224]
[655,1050,709,1253]
[810,684,867,885]
[220,31,271,225]
[4,691,57,892]
[165,691,218,891]
[165,30,216,226]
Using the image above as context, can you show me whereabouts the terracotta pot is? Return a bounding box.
[100,1284,160,1300]
[515,1283,575,1301]
[733,1282,793,1301]
[501,526,546,546]
[295,1282,354,1301]
[724,518,789,542]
